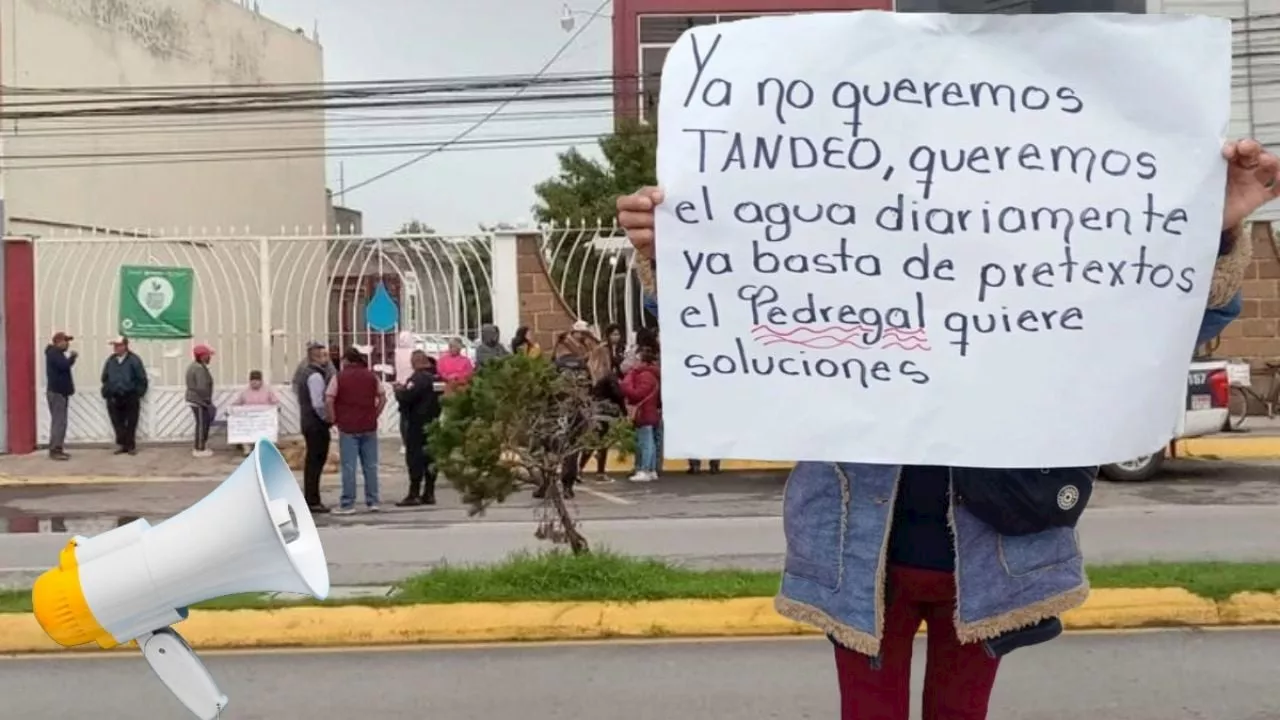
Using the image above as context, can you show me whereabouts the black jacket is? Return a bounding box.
[591,376,625,416]
[395,369,441,425]
[45,345,76,396]
[101,352,148,398]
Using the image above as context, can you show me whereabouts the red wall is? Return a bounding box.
[5,239,36,454]
[612,0,894,118]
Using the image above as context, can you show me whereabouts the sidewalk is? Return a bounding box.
[5,421,1280,485]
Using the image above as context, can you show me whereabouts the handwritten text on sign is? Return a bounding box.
[227,406,279,445]
[654,13,1231,467]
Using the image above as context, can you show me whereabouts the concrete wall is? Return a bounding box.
[4,0,332,445]
[1,0,327,232]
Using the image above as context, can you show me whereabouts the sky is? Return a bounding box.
[260,0,615,235]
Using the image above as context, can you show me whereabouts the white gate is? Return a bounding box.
[32,229,494,446]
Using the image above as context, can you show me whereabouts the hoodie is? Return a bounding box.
[474,324,509,366]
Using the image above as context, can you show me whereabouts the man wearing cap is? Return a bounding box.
[185,344,216,458]
[101,336,148,455]
[44,332,77,461]
[291,341,333,513]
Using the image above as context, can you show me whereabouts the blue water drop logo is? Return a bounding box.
[365,281,399,333]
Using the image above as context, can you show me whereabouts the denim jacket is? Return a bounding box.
[777,462,1090,656]
[637,225,1243,656]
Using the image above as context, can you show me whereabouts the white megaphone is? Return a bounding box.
[31,439,330,719]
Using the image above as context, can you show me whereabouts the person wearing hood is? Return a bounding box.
[185,344,216,458]
[44,331,77,461]
[475,324,509,367]
[620,345,661,483]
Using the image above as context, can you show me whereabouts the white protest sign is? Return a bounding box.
[655,13,1231,468]
[227,405,279,445]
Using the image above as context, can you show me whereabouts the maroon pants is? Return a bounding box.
[834,565,1000,720]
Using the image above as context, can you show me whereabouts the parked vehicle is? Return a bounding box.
[1100,358,1231,482]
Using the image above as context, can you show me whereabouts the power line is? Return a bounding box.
[5,106,617,138]
[339,0,614,197]
[1,132,650,171]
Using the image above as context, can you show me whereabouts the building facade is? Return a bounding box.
[1,0,331,451]
[1,0,327,233]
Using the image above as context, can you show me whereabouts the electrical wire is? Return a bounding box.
[0,132,653,171]
[338,0,615,196]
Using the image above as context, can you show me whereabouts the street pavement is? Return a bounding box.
[0,459,1278,586]
[1,630,1277,719]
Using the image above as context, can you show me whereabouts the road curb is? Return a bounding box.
[0,589,1275,654]
[1174,435,1280,460]
[2,436,1277,487]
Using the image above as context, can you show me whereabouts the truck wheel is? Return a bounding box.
[1100,450,1166,482]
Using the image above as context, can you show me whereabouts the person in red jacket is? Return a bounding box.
[325,347,387,514]
[621,346,661,483]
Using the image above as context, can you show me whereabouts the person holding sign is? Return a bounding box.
[616,133,1279,719]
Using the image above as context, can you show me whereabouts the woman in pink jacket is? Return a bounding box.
[436,337,475,391]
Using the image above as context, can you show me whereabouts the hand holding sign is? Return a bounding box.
[648,12,1239,468]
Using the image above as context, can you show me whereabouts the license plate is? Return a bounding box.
[1229,363,1252,387]
[1191,394,1212,411]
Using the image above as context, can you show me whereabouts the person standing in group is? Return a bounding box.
[437,337,475,391]
[688,459,721,475]
[233,369,280,456]
[101,336,147,456]
[621,327,659,374]
[184,344,217,458]
[474,324,509,367]
[326,347,386,514]
[581,344,625,482]
[621,345,661,483]
[394,350,442,507]
[511,326,542,357]
[603,324,626,376]
[292,341,333,514]
[44,331,77,461]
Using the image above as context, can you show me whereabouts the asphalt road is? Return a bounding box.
[2,630,1277,719]
[0,460,1279,586]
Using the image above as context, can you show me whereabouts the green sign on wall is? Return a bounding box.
[118,266,194,339]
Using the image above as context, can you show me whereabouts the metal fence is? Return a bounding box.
[539,221,655,340]
[32,228,493,445]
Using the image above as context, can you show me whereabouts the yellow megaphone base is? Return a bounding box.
[31,539,118,649]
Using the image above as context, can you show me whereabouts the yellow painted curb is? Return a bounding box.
[1174,436,1280,459]
[1217,591,1280,624]
[1060,588,1218,629]
[0,588,1277,654]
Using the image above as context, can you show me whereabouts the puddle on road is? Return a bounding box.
[0,514,139,534]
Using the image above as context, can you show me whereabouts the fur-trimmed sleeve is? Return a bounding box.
[635,255,658,316]
[1207,223,1255,309]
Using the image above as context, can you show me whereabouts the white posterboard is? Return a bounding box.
[654,13,1231,467]
[227,405,279,444]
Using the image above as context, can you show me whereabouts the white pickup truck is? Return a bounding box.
[1099,358,1233,482]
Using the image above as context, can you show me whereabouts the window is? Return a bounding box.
[638,15,716,44]
[635,13,788,122]
[639,46,670,124]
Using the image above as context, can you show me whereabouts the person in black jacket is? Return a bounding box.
[101,336,148,455]
[44,331,77,461]
[394,350,442,506]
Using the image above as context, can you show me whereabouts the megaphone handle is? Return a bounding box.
[138,628,229,720]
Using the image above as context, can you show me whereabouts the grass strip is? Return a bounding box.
[1,555,1277,613]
